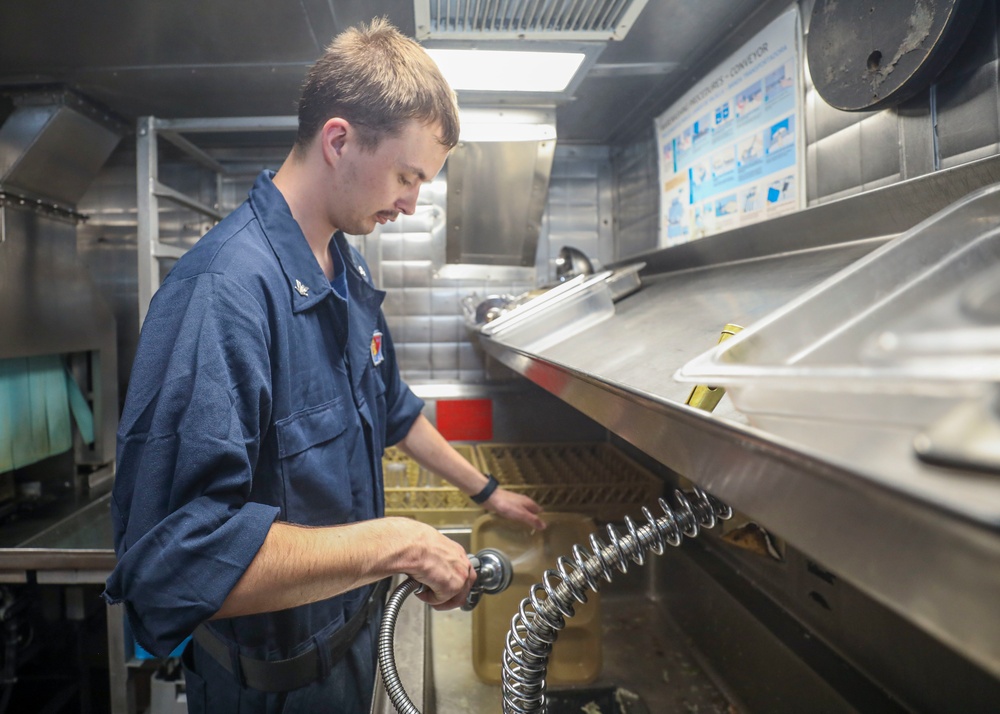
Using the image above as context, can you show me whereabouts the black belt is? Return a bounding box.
[192,578,390,693]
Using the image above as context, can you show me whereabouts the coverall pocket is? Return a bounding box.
[274,397,355,522]
[275,398,349,458]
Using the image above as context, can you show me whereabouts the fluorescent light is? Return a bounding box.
[458,122,556,142]
[427,49,586,93]
[457,108,556,142]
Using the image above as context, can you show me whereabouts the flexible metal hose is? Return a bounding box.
[377,577,423,714]
[379,550,513,713]
[500,487,733,714]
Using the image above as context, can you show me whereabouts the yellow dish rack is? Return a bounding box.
[382,442,663,526]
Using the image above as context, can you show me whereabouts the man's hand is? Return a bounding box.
[483,488,546,531]
[395,519,478,611]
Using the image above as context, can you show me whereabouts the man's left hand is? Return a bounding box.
[483,489,546,531]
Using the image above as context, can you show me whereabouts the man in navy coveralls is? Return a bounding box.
[104,18,545,713]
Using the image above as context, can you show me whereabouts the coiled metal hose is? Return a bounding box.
[500,487,733,714]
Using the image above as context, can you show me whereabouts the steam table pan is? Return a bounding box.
[675,182,1000,431]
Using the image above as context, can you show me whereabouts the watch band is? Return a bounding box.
[471,473,499,504]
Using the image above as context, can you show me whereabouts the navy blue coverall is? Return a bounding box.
[104,170,424,712]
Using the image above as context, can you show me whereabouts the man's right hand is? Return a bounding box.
[388,518,477,610]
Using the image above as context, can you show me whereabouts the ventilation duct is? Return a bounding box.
[0,89,124,209]
[415,0,650,40]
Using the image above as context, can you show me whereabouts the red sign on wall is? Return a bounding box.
[436,399,493,441]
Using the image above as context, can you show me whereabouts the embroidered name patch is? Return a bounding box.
[370,331,384,365]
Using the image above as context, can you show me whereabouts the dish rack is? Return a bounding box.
[477,443,663,521]
[383,442,663,525]
[383,444,483,526]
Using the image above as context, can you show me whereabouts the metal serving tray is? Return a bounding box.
[675,182,1000,430]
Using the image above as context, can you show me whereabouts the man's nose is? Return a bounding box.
[395,185,420,215]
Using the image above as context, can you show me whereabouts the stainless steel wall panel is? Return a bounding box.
[401,232,434,261]
[430,286,460,316]
[809,87,874,144]
[806,141,820,204]
[398,207,436,234]
[430,344,459,381]
[457,342,483,372]
[381,261,404,288]
[399,342,432,373]
[812,124,863,200]
[611,138,658,261]
[936,61,1000,170]
[401,261,433,289]
[542,145,613,279]
[398,316,432,344]
[897,96,936,180]
[381,288,404,317]
[400,287,431,317]
[379,232,403,261]
[430,315,461,344]
[803,61,818,146]
[859,110,902,187]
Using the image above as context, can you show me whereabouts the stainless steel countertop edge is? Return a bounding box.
[480,336,1000,681]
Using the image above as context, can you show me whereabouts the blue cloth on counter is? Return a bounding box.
[103,171,423,703]
[0,356,95,473]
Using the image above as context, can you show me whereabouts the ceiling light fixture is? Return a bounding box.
[427,48,586,93]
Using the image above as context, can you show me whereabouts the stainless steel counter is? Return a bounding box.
[0,490,115,577]
[481,235,1000,683]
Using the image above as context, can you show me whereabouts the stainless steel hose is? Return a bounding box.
[378,549,513,713]
[500,487,733,714]
[377,577,423,714]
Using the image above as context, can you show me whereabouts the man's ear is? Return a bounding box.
[320,118,350,165]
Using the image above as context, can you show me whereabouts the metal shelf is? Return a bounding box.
[135,115,297,324]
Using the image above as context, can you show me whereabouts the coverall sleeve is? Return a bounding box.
[103,273,280,657]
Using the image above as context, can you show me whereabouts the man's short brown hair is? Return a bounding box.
[296,17,460,152]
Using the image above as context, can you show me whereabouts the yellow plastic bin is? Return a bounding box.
[471,512,602,685]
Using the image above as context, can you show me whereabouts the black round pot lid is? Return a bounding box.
[807,0,984,112]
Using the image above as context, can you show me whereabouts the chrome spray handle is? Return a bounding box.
[463,548,513,611]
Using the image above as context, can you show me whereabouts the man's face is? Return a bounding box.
[331,119,451,236]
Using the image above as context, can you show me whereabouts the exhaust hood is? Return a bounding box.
[0,89,124,209]
[439,107,556,279]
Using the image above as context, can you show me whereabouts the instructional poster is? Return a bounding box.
[656,8,802,247]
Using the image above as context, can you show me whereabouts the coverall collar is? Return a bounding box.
[248,170,334,314]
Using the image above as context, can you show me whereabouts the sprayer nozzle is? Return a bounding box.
[463,548,513,611]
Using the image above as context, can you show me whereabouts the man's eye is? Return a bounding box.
[399,175,412,187]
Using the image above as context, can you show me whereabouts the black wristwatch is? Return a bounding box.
[471,473,499,504]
